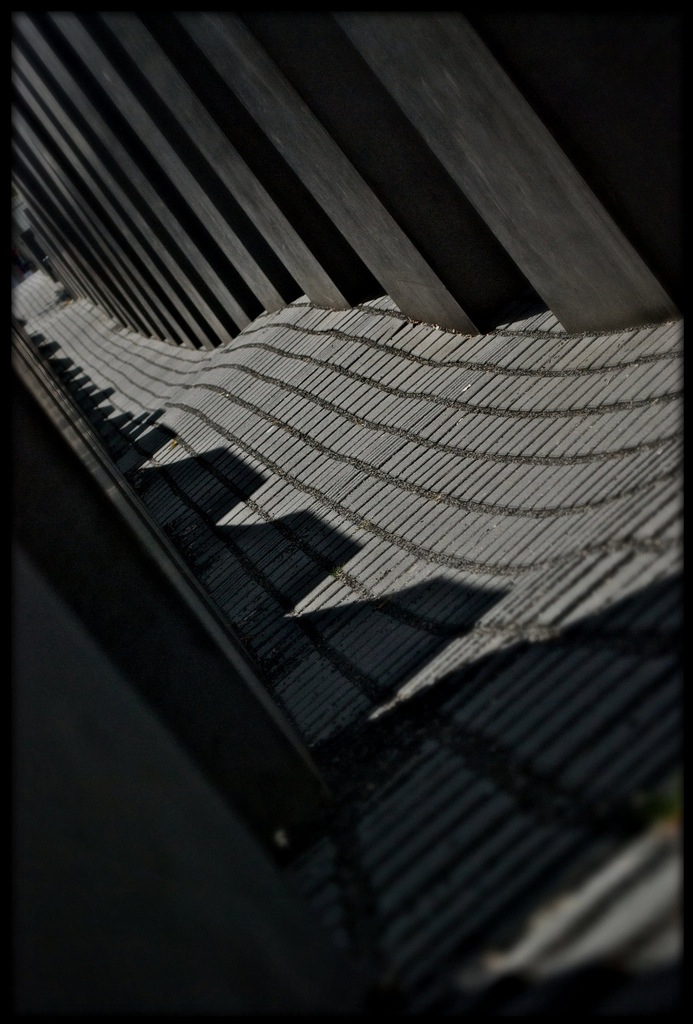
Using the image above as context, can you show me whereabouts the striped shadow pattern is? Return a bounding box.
[13,269,682,1011]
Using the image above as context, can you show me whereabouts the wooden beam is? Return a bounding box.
[337,13,679,333]
[178,13,480,334]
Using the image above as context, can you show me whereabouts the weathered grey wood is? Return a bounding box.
[27,229,82,299]
[14,102,185,344]
[23,204,106,311]
[336,13,679,333]
[13,190,90,302]
[13,46,217,351]
[16,169,134,331]
[13,154,140,332]
[13,56,201,348]
[13,124,158,338]
[15,16,249,344]
[86,12,300,312]
[21,206,92,305]
[100,12,352,311]
[140,15,379,309]
[48,12,285,318]
[178,13,480,334]
[468,13,682,308]
[240,13,533,329]
[13,16,238,347]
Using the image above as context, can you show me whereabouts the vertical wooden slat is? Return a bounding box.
[178,13,480,334]
[99,13,349,311]
[13,14,239,347]
[49,12,284,318]
[336,13,678,333]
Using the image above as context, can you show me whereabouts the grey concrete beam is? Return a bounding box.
[468,13,682,309]
[13,131,154,338]
[49,12,287,318]
[28,214,100,307]
[13,50,217,351]
[241,13,534,330]
[22,208,102,312]
[22,233,80,300]
[14,197,91,304]
[100,12,351,311]
[13,156,138,332]
[336,13,679,333]
[178,13,480,334]
[25,225,87,306]
[14,151,116,314]
[20,188,129,329]
[140,13,379,309]
[13,64,198,348]
[12,15,240,348]
[92,12,300,310]
[14,105,178,344]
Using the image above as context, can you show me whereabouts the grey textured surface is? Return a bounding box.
[13,14,242,347]
[337,13,679,333]
[177,13,479,334]
[14,544,367,1014]
[13,270,682,1010]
